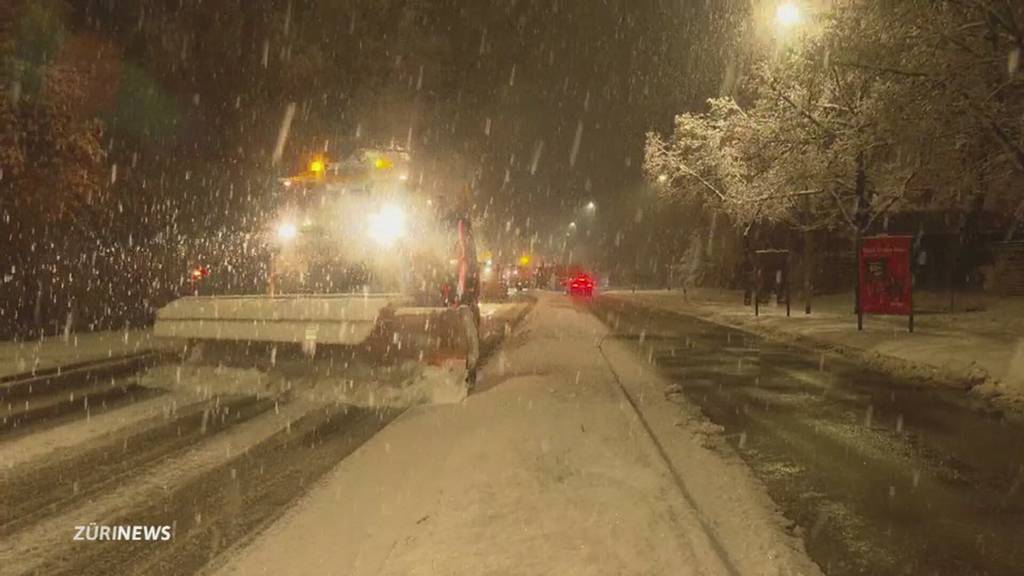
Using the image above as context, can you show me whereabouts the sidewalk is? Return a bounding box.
[607,288,1024,410]
[0,329,174,380]
[208,293,821,576]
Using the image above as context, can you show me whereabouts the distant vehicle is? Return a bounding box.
[501,264,531,294]
[566,272,595,297]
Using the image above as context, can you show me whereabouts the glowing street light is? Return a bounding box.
[568,221,577,230]
[585,201,596,212]
[277,221,298,241]
[657,173,669,184]
[776,2,801,27]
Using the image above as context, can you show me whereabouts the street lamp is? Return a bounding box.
[585,201,596,212]
[276,221,298,241]
[776,2,801,27]
[569,221,577,230]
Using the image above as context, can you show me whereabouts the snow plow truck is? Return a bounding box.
[153,147,482,388]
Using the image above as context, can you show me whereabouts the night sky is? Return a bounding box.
[70,0,748,257]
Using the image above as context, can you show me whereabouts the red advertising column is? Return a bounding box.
[858,235,913,330]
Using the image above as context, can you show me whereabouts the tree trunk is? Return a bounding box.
[853,153,867,324]
[803,229,813,314]
[947,241,959,312]
[706,210,718,258]
[1004,192,1024,241]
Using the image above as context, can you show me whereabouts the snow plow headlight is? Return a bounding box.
[368,204,406,247]
[277,221,298,241]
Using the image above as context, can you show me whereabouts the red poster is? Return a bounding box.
[859,236,912,315]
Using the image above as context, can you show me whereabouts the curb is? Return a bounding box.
[602,294,984,393]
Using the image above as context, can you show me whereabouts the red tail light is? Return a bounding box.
[568,273,595,293]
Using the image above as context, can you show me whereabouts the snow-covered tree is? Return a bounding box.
[826,0,1024,236]
[646,0,1023,238]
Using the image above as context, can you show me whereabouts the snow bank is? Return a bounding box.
[0,329,174,379]
[598,332,823,576]
[609,290,1024,412]
[137,354,468,410]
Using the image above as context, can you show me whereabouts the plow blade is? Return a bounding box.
[154,295,478,378]
[154,295,409,348]
[389,307,479,368]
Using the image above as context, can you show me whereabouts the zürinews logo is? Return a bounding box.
[73,524,174,542]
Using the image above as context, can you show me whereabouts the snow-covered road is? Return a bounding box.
[0,329,174,380]
[591,295,1024,576]
[0,300,531,575]
[208,293,819,576]
[1,294,822,575]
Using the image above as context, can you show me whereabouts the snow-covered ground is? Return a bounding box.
[0,329,174,379]
[0,397,321,575]
[208,293,821,576]
[606,288,1024,411]
[0,391,206,471]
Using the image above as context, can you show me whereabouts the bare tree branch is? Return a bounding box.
[833,60,932,78]
[737,189,825,204]
[864,170,917,230]
[961,0,1022,41]
[986,118,1024,173]
[827,187,858,231]
[767,81,835,135]
[671,166,727,201]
